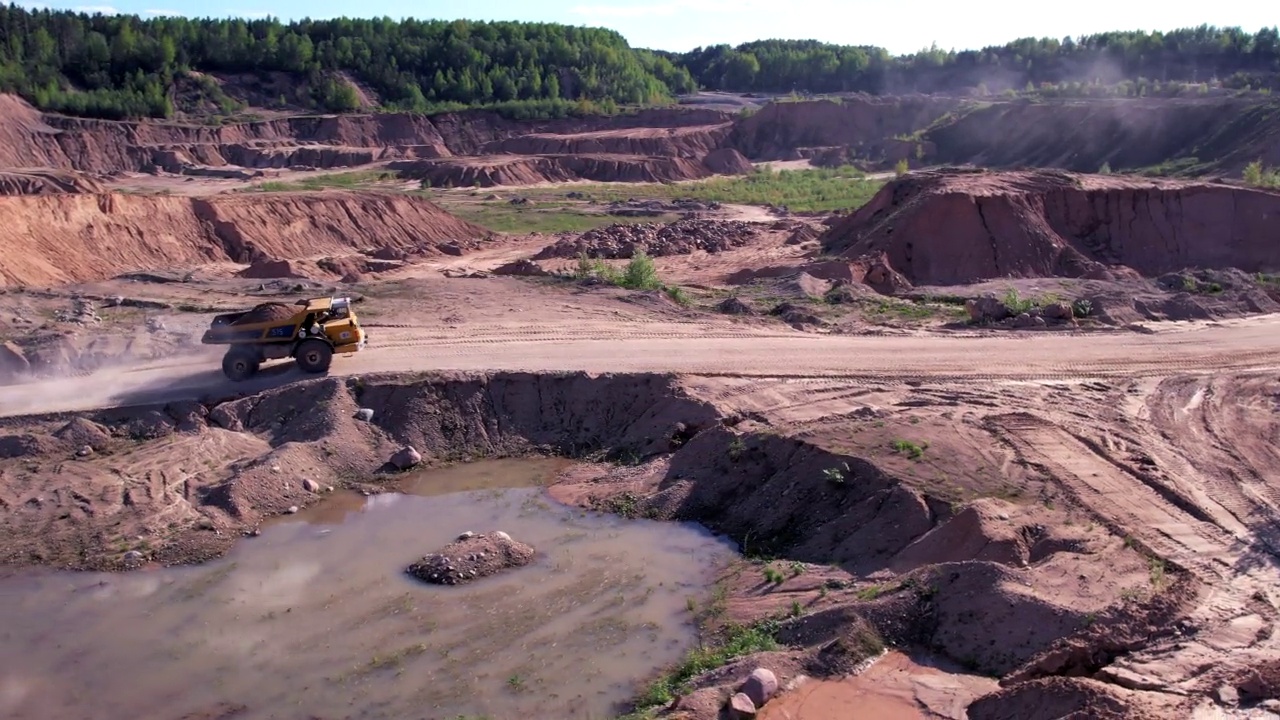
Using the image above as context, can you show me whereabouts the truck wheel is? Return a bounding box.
[295,339,333,374]
[222,348,260,381]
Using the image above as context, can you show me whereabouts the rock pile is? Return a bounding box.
[405,531,536,586]
[605,198,722,217]
[533,219,759,260]
[54,296,101,325]
[966,294,1080,327]
[727,668,780,719]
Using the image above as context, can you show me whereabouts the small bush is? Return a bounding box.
[621,251,661,290]
[1071,298,1093,318]
[1002,288,1035,315]
[891,439,927,460]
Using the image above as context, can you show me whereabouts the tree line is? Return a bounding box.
[1,4,1278,120]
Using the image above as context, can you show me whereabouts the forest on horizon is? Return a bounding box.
[1,4,1278,120]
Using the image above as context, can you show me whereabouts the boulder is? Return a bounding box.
[1042,302,1074,320]
[717,297,754,315]
[741,668,779,707]
[727,692,757,718]
[390,446,423,470]
[966,295,1010,322]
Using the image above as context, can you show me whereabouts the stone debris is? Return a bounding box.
[533,219,760,260]
[54,296,101,325]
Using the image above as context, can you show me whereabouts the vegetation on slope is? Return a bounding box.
[675,28,1280,95]
[0,6,695,119]
[1,4,1278,120]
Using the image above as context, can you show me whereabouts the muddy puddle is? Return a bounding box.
[0,459,739,720]
[758,651,999,720]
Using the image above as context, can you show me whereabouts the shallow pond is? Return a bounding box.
[0,459,739,720]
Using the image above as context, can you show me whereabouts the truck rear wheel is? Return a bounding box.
[295,339,333,374]
[222,347,260,381]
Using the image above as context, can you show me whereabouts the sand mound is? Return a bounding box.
[0,191,488,286]
[405,531,536,585]
[237,259,310,280]
[230,303,298,325]
[967,677,1189,720]
[534,219,760,260]
[818,168,1280,286]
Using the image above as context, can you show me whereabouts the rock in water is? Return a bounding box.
[406,531,536,586]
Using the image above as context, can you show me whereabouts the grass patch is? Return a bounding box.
[250,169,403,192]
[515,166,886,213]
[891,439,927,460]
[629,618,782,712]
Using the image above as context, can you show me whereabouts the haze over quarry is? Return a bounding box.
[10,0,1277,55]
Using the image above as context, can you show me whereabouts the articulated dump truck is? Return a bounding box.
[201,296,367,381]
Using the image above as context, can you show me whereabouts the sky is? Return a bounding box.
[11,0,1278,56]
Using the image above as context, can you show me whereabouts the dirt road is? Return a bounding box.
[5,313,1280,418]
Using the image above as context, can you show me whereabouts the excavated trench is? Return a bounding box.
[0,371,1202,719]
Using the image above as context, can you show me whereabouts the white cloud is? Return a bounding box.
[74,4,120,13]
[145,8,183,15]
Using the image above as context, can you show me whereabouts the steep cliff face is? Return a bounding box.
[923,97,1280,175]
[819,169,1280,285]
[729,95,962,161]
[482,123,733,157]
[0,95,736,176]
[0,191,489,286]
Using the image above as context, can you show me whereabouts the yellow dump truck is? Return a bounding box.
[200,296,367,381]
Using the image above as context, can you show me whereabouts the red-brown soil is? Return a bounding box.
[820,167,1280,286]
[0,190,489,286]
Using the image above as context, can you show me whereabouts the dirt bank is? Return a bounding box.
[0,190,489,286]
[819,168,1280,286]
